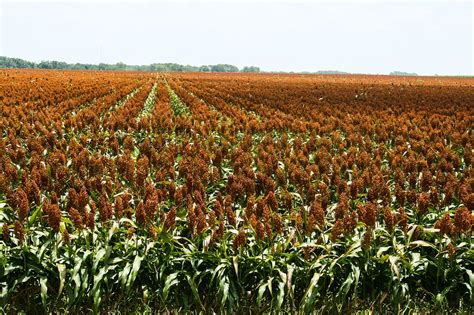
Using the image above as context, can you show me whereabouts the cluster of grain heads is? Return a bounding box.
[0,70,473,312]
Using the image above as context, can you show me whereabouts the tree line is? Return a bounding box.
[0,56,260,73]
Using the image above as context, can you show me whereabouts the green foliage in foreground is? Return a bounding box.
[1,200,473,313]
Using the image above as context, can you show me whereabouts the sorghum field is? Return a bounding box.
[0,69,473,313]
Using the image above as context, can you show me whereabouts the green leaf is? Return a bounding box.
[268,277,273,297]
[338,270,354,302]
[108,222,119,242]
[163,272,179,301]
[466,269,474,286]
[132,147,140,160]
[465,269,474,302]
[410,240,436,249]
[257,282,268,307]
[1,284,7,300]
[57,264,66,297]
[71,253,88,302]
[72,272,81,302]
[377,246,391,258]
[219,276,229,307]
[352,265,360,299]
[120,262,131,290]
[126,255,142,291]
[40,276,48,307]
[286,264,294,302]
[232,256,239,279]
[92,267,107,309]
[2,265,21,277]
[28,205,42,226]
[81,270,89,296]
[186,274,203,309]
[276,275,285,310]
[92,248,107,274]
[389,256,400,280]
[302,271,321,307]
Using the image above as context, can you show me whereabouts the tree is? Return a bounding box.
[241,66,260,73]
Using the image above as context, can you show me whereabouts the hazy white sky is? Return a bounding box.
[0,0,472,75]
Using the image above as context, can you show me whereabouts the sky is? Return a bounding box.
[0,0,472,75]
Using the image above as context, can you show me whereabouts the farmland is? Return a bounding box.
[0,69,473,312]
